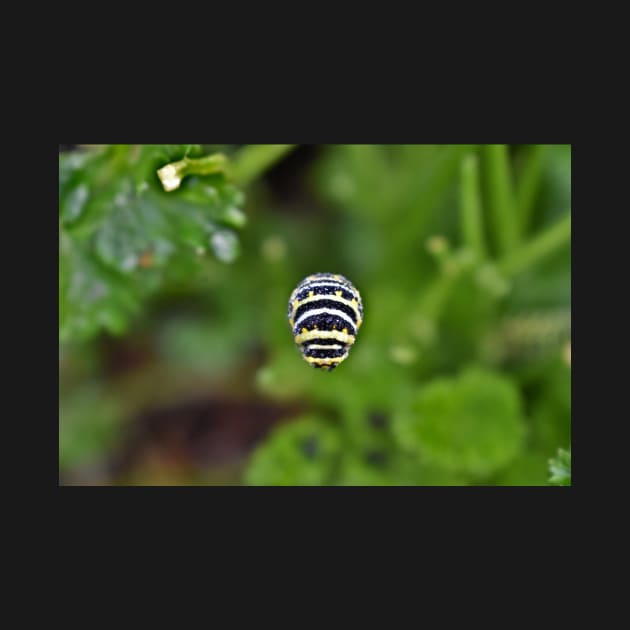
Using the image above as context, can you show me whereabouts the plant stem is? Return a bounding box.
[419,273,459,320]
[418,249,476,320]
[157,154,227,191]
[460,152,487,260]
[516,144,544,235]
[230,145,297,186]
[483,144,519,254]
[397,144,472,248]
[497,213,571,277]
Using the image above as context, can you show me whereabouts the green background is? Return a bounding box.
[59,144,571,486]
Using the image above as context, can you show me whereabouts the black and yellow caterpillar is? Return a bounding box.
[288,273,363,371]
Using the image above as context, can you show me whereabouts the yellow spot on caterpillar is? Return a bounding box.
[343,328,348,334]
[302,328,308,334]
[295,329,355,344]
[292,299,299,309]
[306,356,343,365]
[309,291,314,297]
[313,324,318,329]
[335,290,342,297]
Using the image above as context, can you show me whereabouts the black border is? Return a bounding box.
[51,88,575,555]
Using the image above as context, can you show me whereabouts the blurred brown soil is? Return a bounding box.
[107,397,302,484]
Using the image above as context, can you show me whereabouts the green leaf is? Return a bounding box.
[157,144,202,161]
[515,144,544,235]
[548,447,571,486]
[93,184,176,273]
[59,149,109,227]
[335,452,468,486]
[497,213,571,278]
[509,354,571,463]
[537,144,571,227]
[392,367,526,477]
[493,451,550,486]
[60,231,146,342]
[482,144,519,254]
[244,415,341,485]
[460,152,488,260]
[59,146,248,343]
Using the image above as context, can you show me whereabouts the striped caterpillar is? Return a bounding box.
[288,273,363,371]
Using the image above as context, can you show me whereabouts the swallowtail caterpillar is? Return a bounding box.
[288,273,363,371]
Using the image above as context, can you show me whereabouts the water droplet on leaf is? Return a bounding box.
[210,229,239,263]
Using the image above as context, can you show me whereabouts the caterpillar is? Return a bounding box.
[288,273,363,371]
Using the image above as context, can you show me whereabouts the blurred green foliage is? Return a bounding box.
[245,415,342,485]
[548,447,571,486]
[392,368,525,477]
[59,382,124,471]
[59,144,246,342]
[59,144,571,486]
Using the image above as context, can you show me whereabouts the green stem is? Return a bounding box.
[418,249,476,320]
[497,213,571,277]
[397,144,472,249]
[419,273,459,320]
[157,154,227,191]
[460,152,487,260]
[483,144,519,254]
[516,144,544,235]
[229,144,297,185]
